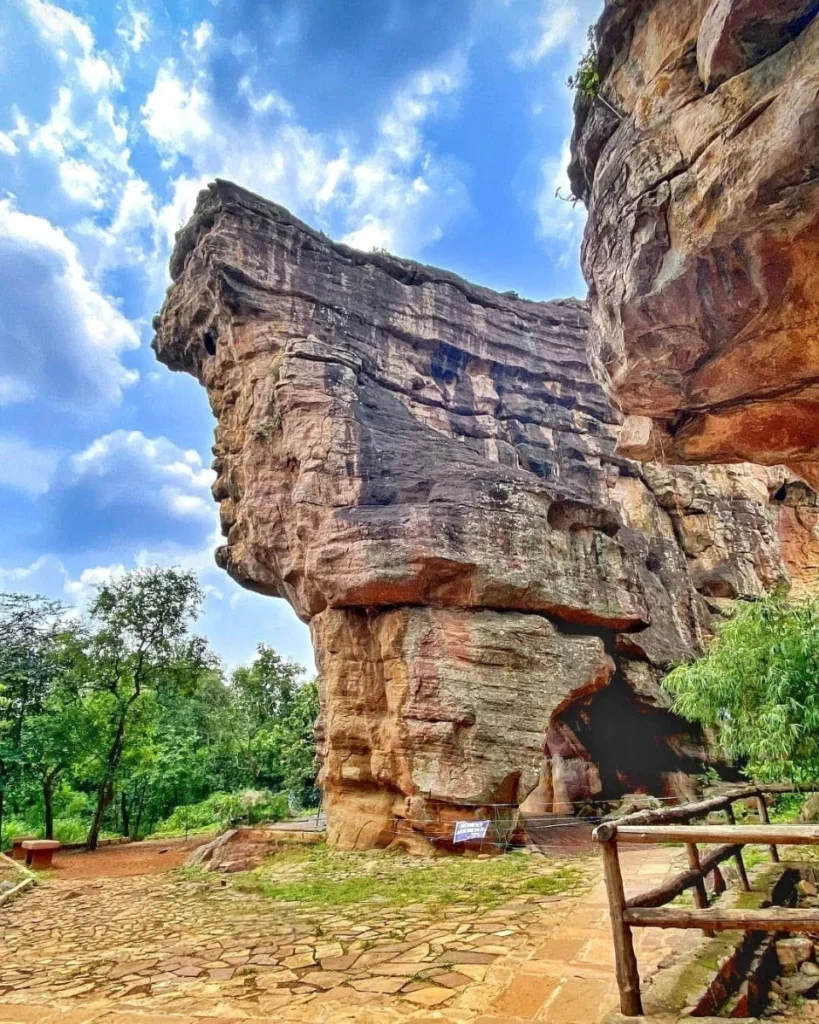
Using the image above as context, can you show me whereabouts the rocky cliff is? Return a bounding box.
[153,181,809,850]
[569,0,819,486]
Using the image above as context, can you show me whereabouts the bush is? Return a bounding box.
[2,812,117,846]
[664,594,819,782]
[567,28,599,97]
[149,789,289,837]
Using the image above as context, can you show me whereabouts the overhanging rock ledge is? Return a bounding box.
[153,180,818,850]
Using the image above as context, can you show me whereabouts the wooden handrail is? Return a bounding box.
[624,906,819,931]
[595,783,819,1017]
[625,843,741,909]
[597,783,819,832]
[614,824,819,845]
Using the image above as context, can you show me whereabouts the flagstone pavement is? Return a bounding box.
[0,846,689,1024]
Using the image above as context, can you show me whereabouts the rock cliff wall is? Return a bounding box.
[569,0,819,486]
[154,181,809,850]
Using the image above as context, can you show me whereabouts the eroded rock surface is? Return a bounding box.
[154,181,810,849]
[569,0,819,485]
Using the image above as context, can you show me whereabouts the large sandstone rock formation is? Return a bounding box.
[153,181,810,850]
[569,0,819,485]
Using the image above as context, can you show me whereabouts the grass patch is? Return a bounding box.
[232,844,587,911]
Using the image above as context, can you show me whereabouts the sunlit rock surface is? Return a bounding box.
[569,0,819,486]
[154,181,812,850]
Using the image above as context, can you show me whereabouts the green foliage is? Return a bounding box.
[231,646,320,807]
[150,789,289,837]
[0,568,321,849]
[567,28,599,98]
[663,594,819,782]
[233,844,586,910]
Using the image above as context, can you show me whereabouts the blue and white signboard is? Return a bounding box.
[453,820,490,843]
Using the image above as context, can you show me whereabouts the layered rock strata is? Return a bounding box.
[154,181,808,850]
[569,0,819,485]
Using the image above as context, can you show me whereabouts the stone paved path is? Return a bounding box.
[0,846,688,1024]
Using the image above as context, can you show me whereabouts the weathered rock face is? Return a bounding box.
[154,181,808,850]
[569,1,819,486]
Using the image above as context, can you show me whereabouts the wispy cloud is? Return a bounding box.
[511,2,579,68]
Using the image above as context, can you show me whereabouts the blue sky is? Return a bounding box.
[0,0,600,671]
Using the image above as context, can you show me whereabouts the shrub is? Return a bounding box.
[149,789,289,837]
[567,28,600,98]
[664,594,819,782]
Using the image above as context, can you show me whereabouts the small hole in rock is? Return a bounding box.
[203,330,217,356]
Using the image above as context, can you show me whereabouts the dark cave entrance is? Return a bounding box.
[556,673,705,802]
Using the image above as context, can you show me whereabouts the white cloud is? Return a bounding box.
[190,20,215,53]
[0,553,71,593]
[238,75,294,118]
[511,2,579,68]
[0,132,18,156]
[58,157,104,207]
[535,138,586,258]
[116,3,150,53]
[141,45,469,259]
[23,0,95,57]
[62,430,216,547]
[19,2,131,218]
[0,108,29,158]
[0,436,59,495]
[24,0,121,93]
[141,62,213,161]
[63,562,128,605]
[71,430,214,493]
[0,199,139,412]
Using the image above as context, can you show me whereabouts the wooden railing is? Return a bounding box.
[593,783,819,1016]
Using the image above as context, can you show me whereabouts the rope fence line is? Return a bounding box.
[370,786,804,855]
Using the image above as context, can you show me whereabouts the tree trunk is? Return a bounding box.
[120,790,130,838]
[0,789,5,853]
[87,707,130,851]
[132,785,146,840]
[43,776,54,840]
[86,780,113,851]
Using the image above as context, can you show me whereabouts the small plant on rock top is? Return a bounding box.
[567,28,600,98]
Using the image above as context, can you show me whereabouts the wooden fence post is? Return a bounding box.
[724,805,751,891]
[686,843,714,936]
[597,826,643,1016]
[756,794,780,862]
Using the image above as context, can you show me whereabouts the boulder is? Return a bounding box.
[777,936,815,973]
[187,828,281,872]
[802,794,819,821]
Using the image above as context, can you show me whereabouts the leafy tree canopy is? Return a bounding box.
[663,593,819,782]
[0,569,320,847]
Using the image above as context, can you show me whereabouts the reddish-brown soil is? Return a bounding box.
[44,835,210,879]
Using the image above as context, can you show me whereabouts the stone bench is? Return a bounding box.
[22,840,61,870]
[9,836,37,861]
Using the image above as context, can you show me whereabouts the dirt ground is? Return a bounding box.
[44,835,209,879]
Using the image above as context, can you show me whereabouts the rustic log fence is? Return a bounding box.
[593,783,819,1016]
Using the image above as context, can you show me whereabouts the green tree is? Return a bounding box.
[230,646,319,806]
[231,645,305,786]
[279,676,320,808]
[117,667,233,837]
[22,671,91,839]
[663,593,819,782]
[82,567,211,849]
[0,594,65,844]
